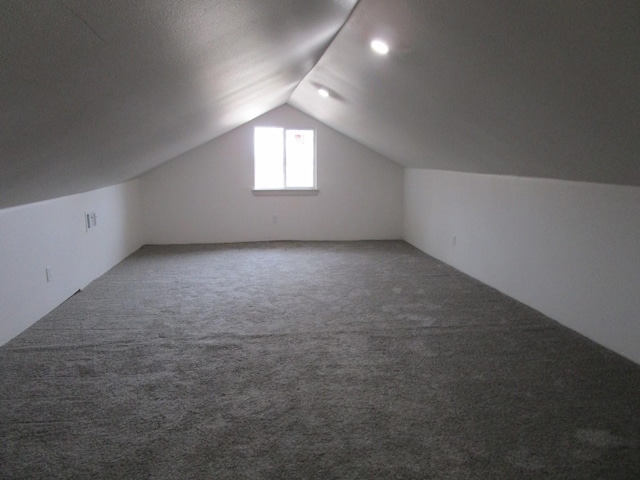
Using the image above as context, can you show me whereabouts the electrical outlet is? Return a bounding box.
[85,211,97,231]
[272,215,278,224]
[45,266,52,283]
[452,235,457,247]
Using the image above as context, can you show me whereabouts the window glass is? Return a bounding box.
[254,127,284,189]
[285,129,315,188]
[254,127,315,189]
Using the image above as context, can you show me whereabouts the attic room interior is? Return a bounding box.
[1,0,639,477]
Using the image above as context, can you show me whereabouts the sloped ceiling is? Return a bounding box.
[2,1,639,209]
[0,0,357,208]
[291,0,640,186]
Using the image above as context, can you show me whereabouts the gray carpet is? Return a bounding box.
[1,241,639,479]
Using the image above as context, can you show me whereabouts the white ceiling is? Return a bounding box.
[0,0,356,208]
[291,0,640,184]
[1,0,639,208]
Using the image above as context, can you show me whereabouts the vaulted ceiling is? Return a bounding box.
[2,0,639,209]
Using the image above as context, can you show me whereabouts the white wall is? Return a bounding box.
[0,180,144,345]
[404,169,640,364]
[141,105,403,243]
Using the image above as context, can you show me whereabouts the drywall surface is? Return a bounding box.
[141,105,403,243]
[0,0,357,209]
[404,169,640,364]
[0,180,143,345]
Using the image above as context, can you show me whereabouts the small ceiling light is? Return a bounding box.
[371,39,389,55]
[318,88,330,98]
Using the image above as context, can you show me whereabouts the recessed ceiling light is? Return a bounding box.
[371,39,389,55]
[318,88,330,98]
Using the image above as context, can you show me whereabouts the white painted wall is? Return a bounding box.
[404,169,640,364]
[0,180,144,345]
[141,105,403,243]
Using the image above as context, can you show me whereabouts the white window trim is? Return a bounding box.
[252,188,319,196]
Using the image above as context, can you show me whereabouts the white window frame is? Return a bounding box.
[252,127,319,195]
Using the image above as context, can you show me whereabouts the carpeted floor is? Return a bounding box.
[1,241,639,479]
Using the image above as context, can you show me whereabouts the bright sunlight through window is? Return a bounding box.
[254,127,315,190]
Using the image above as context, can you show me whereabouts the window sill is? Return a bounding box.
[252,189,319,196]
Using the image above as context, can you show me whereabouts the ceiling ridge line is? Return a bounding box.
[285,0,363,105]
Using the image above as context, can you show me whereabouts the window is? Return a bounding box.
[254,127,316,191]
